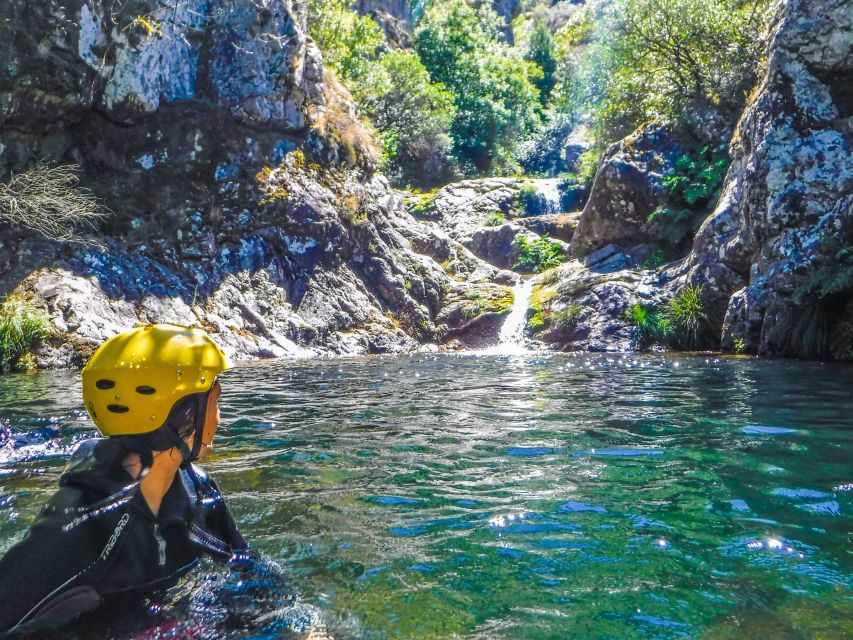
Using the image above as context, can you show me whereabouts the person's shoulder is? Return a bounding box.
[61,437,107,478]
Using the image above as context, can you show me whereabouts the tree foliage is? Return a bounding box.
[307,0,385,85]
[0,297,51,373]
[525,23,557,104]
[414,0,543,174]
[558,0,767,142]
[356,51,458,187]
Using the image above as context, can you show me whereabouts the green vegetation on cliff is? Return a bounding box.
[0,297,50,372]
[514,236,565,273]
[627,285,712,350]
[648,145,730,253]
[558,0,768,142]
[306,0,768,188]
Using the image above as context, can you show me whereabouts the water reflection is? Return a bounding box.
[0,354,852,639]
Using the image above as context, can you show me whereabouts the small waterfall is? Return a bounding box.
[494,278,536,353]
[535,178,563,214]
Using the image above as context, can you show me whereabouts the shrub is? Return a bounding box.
[514,236,565,273]
[355,50,458,187]
[0,163,106,245]
[733,337,746,354]
[648,145,730,252]
[514,183,545,216]
[484,211,507,227]
[665,284,709,348]
[627,285,710,349]
[0,297,51,372]
[626,302,664,347]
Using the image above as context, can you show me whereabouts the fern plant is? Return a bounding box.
[514,236,565,273]
[648,146,729,253]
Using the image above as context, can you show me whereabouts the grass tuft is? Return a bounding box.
[0,297,51,372]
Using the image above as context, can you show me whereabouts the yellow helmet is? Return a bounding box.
[82,324,231,437]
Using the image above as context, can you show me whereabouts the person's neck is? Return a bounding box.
[125,448,185,517]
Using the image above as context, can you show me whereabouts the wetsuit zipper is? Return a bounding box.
[153,523,166,567]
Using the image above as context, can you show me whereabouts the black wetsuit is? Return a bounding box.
[0,438,246,636]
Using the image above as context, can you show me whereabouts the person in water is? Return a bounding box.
[0,324,246,635]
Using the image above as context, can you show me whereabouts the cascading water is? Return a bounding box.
[494,277,536,353]
[534,178,563,214]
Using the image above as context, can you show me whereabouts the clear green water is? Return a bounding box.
[1,353,852,639]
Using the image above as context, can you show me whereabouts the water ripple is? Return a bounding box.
[0,354,851,639]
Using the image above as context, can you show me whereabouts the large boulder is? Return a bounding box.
[680,0,853,359]
[527,251,666,353]
[568,124,683,257]
[514,212,581,243]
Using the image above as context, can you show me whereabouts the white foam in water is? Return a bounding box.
[534,178,563,214]
[487,278,536,355]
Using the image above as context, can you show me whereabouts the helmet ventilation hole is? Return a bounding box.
[135,385,156,395]
[95,379,116,390]
[107,404,130,413]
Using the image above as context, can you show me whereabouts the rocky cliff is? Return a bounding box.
[681,0,853,359]
[0,0,508,365]
[548,0,852,359]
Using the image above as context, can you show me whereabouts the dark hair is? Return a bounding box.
[106,392,209,467]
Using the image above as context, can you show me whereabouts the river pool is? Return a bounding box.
[0,353,851,639]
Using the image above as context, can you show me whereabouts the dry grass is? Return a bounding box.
[0,163,107,245]
[309,72,380,168]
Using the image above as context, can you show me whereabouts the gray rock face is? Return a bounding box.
[568,124,683,257]
[424,178,523,233]
[0,0,321,133]
[681,0,853,359]
[514,212,581,243]
[530,252,665,353]
[0,0,510,367]
[420,177,574,269]
[354,0,413,48]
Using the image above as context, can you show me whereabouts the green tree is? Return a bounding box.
[556,0,767,142]
[414,0,543,174]
[307,0,385,84]
[356,51,458,187]
[525,23,557,104]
